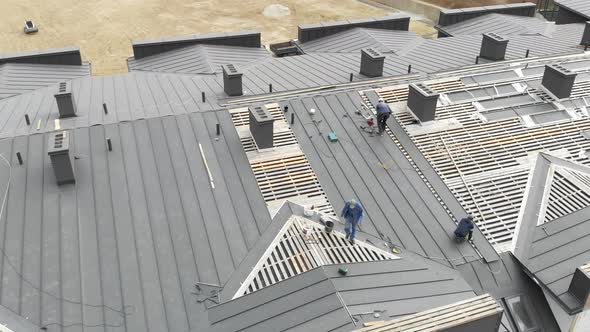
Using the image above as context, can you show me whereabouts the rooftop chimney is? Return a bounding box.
[48,131,75,185]
[54,81,77,118]
[568,264,590,307]
[407,83,440,122]
[222,64,243,96]
[479,33,508,61]
[249,105,274,149]
[360,48,385,77]
[542,64,577,99]
[581,22,590,46]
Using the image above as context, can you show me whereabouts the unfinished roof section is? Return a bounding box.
[436,13,559,37]
[512,153,590,313]
[127,44,271,74]
[0,62,91,100]
[369,54,590,252]
[297,14,410,43]
[354,294,503,332]
[298,28,421,54]
[0,110,271,331]
[221,202,398,300]
[210,205,477,331]
[131,30,261,59]
[282,91,501,269]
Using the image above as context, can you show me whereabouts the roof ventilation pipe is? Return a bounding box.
[479,33,508,61]
[360,48,385,77]
[542,64,577,99]
[54,81,77,118]
[407,83,439,122]
[48,131,75,185]
[249,105,275,149]
[568,265,590,307]
[222,64,243,96]
[581,22,590,46]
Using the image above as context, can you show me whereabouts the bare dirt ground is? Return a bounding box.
[421,0,529,8]
[0,0,395,75]
[0,1,524,75]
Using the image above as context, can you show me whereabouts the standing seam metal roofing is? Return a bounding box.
[208,202,477,332]
[127,44,272,75]
[0,110,272,331]
[298,28,421,54]
[556,0,590,19]
[436,13,554,37]
[0,63,91,100]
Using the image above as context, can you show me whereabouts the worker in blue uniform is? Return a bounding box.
[375,99,392,136]
[454,215,475,243]
[341,199,363,244]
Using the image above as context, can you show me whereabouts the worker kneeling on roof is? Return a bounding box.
[454,215,474,243]
[341,199,363,245]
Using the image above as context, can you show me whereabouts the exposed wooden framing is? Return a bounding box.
[373,74,590,251]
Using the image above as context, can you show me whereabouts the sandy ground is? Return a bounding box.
[422,0,529,8]
[0,0,398,75]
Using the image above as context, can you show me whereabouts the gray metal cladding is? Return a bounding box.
[132,30,262,59]
[568,267,590,306]
[297,14,410,43]
[0,46,83,66]
[581,22,590,45]
[556,0,590,24]
[438,2,536,26]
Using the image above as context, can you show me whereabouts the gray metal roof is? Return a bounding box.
[0,63,91,100]
[298,28,421,54]
[436,13,554,37]
[208,204,477,332]
[556,0,590,19]
[0,72,223,139]
[127,44,271,74]
[0,110,272,331]
[284,91,498,267]
[512,153,590,313]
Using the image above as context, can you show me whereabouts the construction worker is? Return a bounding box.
[454,215,474,243]
[375,99,392,136]
[341,199,363,244]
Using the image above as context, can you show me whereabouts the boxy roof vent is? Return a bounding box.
[360,48,385,78]
[542,64,577,99]
[48,131,75,185]
[407,83,440,123]
[581,22,590,46]
[249,105,274,149]
[54,81,77,118]
[568,263,590,307]
[480,33,509,61]
[222,64,243,96]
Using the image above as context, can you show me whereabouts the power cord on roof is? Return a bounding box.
[0,154,134,330]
